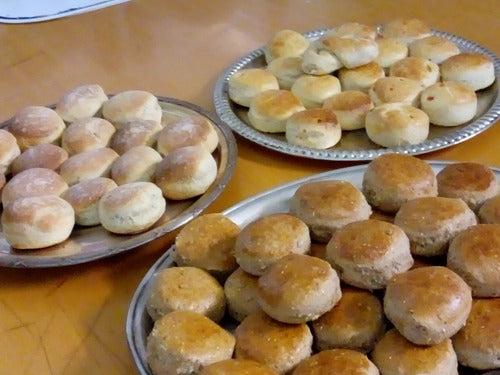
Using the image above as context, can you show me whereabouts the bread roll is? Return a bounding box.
[0,128,21,175]
[61,117,116,155]
[478,194,500,224]
[228,68,280,107]
[327,22,377,40]
[59,147,119,185]
[379,18,431,45]
[322,90,374,130]
[285,108,341,149]
[292,349,379,375]
[110,146,162,185]
[440,52,496,91]
[290,74,341,109]
[10,143,68,175]
[223,268,262,322]
[374,37,408,72]
[200,359,278,375]
[301,40,343,75]
[369,76,423,107]
[264,29,309,63]
[321,35,379,69]
[55,84,108,122]
[102,90,162,128]
[110,119,162,155]
[338,61,385,93]
[266,56,305,90]
[408,35,460,64]
[389,56,440,88]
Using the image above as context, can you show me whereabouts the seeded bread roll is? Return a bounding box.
[389,56,440,88]
[223,268,262,322]
[374,37,409,72]
[440,52,496,91]
[110,119,162,155]
[55,84,108,123]
[11,143,68,175]
[290,74,341,109]
[338,62,385,93]
[200,359,278,375]
[110,146,162,185]
[0,128,21,175]
[321,35,379,69]
[478,194,500,224]
[264,29,309,64]
[408,35,460,64]
[61,117,116,155]
[285,108,341,149]
[369,76,423,107]
[228,68,280,107]
[266,56,305,90]
[322,90,374,130]
[379,18,431,45]
[102,90,162,128]
[301,40,343,75]
[292,349,379,375]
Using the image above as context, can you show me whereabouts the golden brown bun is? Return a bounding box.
[321,35,379,69]
[384,266,472,345]
[110,146,162,185]
[322,90,374,131]
[301,40,343,75]
[11,143,68,175]
[228,68,280,107]
[55,84,108,122]
[389,56,440,88]
[379,18,431,45]
[0,129,21,175]
[264,29,309,63]
[408,35,460,64]
[109,119,162,155]
[61,117,116,155]
[290,74,341,109]
[369,76,423,107]
[102,90,162,128]
[200,359,279,375]
[223,268,262,322]
[59,147,119,185]
[440,52,496,91]
[338,61,385,93]
[374,37,409,71]
[266,56,305,90]
[478,194,500,224]
[285,108,341,149]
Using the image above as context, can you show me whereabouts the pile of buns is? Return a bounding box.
[144,153,500,375]
[0,84,221,250]
[228,18,496,149]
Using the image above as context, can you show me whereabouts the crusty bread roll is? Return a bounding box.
[389,56,440,88]
[146,310,235,375]
[408,35,460,64]
[379,18,431,45]
[146,266,226,322]
[322,90,374,130]
[228,68,280,107]
[110,119,162,155]
[292,349,379,375]
[290,74,341,109]
[55,84,108,123]
[0,128,21,175]
[234,213,310,276]
[98,181,166,234]
[200,358,278,375]
[369,76,423,107]
[2,195,75,249]
[102,90,162,128]
[338,61,385,93]
[374,37,409,72]
[59,147,119,185]
[110,146,162,185]
[327,22,377,40]
[10,143,68,175]
[321,35,379,69]
[223,268,262,322]
[155,145,217,200]
[264,29,309,64]
[478,194,500,224]
[285,108,341,149]
[301,40,343,75]
[384,266,472,345]
[61,117,116,155]
[266,56,305,90]
[8,105,66,151]
[440,52,496,91]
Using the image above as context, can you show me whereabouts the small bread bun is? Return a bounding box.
[408,35,460,64]
[369,76,423,107]
[0,128,21,175]
[379,18,431,45]
[264,29,309,64]
[322,90,374,131]
[223,268,262,322]
[55,84,108,122]
[234,213,310,276]
[301,40,343,75]
[478,194,500,224]
[228,68,280,107]
[248,89,305,133]
[266,56,305,90]
[338,62,385,93]
[110,146,162,185]
[146,266,226,322]
[326,219,414,289]
[60,177,117,226]
[384,266,472,345]
[372,328,458,375]
[452,298,500,370]
[147,310,235,375]
[447,224,500,297]
[61,117,116,155]
[200,358,278,375]
[311,286,385,353]
[155,145,217,200]
[2,195,75,249]
[290,74,341,109]
[394,196,477,257]
[174,213,240,278]
[321,35,379,69]
[285,108,341,149]
[8,106,66,151]
[257,253,342,324]
[362,153,438,213]
[436,162,499,211]
[98,181,166,234]
[234,311,313,374]
[327,22,377,40]
[365,102,430,148]
[290,179,372,243]
[102,90,162,128]
[1,167,68,206]
[440,52,496,91]
[110,119,162,155]
[292,349,379,375]
[389,56,440,88]
[10,144,68,175]
[59,147,119,185]
[374,37,409,72]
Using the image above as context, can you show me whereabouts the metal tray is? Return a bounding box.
[213,28,500,161]
[0,97,238,268]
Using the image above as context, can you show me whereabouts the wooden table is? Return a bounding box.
[0,1,498,373]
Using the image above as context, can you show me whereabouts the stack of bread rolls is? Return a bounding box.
[144,153,500,375]
[0,84,221,250]
[228,18,496,149]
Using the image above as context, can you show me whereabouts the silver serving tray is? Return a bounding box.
[213,28,500,161]
[0,97,238,268]
[126,161,500,375]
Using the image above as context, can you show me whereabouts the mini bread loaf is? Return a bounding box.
[372,328,458,375]
[110,146,162,185]
[102,90,162,128]
[223,268,262,322]
[59,147,119,185]
[2,195,75,249]
[146,310,235,375]
[285,108,341,149]
[60,177,117,226]
[290,74,341,109]
[421,81,477,127]
[311,286,385,353]
[379,18,431,45]
[440,52,496,91]
[156,116,218,155]
[362,153,438,213]
[257,253,342,324]
[109,119,162,155]
[290,179,372,243]
[337,62,385,93]
[234,311,313,375]
[408,35,460,64]
[248,89,305,133]
[200,359,278,375]
[478,194,500,224]
[98,181,166,234]
[301,40,343,75]
[266,56,305,90]
[292,349,379,375]
[322,90,374,130]
[369,76,423,107]
[8,105,66,151]
[155,145,217,200]
[264,29,309,64]
[228,68,280,107]
[389,56,440,88]
[374,37,409,72]
[365,102,430,148]
[447,224,500,297]
[321,35,379,69]
[394,196,477,257]
[383,266,472,345]
[55,84,108,122]
[326,219,414,290]
[234,213,310,276]
[146,266,226,322]
[0,128,21,175]
[61,117,116,155]
[10,143,68,175]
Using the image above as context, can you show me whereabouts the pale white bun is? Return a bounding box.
[99,181,166,234]
[60,177,117,226]
[110,119,162,155]
[327,22,377,40]
[8,106,66,151]
[321,35,379,69]
[61,117,116,155]
[264,29,309,64]
[110,146,162,185]
[338,62,385,93]
[146,310,235,375]
[102,90,162,128]
[408,35,460,64]
[420,81,477,126]
[0,128,21,175]
[59,147,119,185]
[374,37,409,72]
[389,56,440,88]
[292,349,379,375]
[379,18,432,45]
[228,68,280,107]
[266,56,304,90]
[248,89,305,133]
[478,194,500,224]
[440,52,496,91]
[223,268,262,322]
[365,102,430,148]
[11,143,68,175]
[2,195,75,249]
[369,76,423,107]
[301,40,343,75]
[322,90,374,130]
[200,358,278,375]
[285,108,341,149]
[55,84,108,122]
[384,266,472,345]
[155,145,217,200]
[290,74,341,108]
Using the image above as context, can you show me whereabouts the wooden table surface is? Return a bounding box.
[0,1,499,374]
